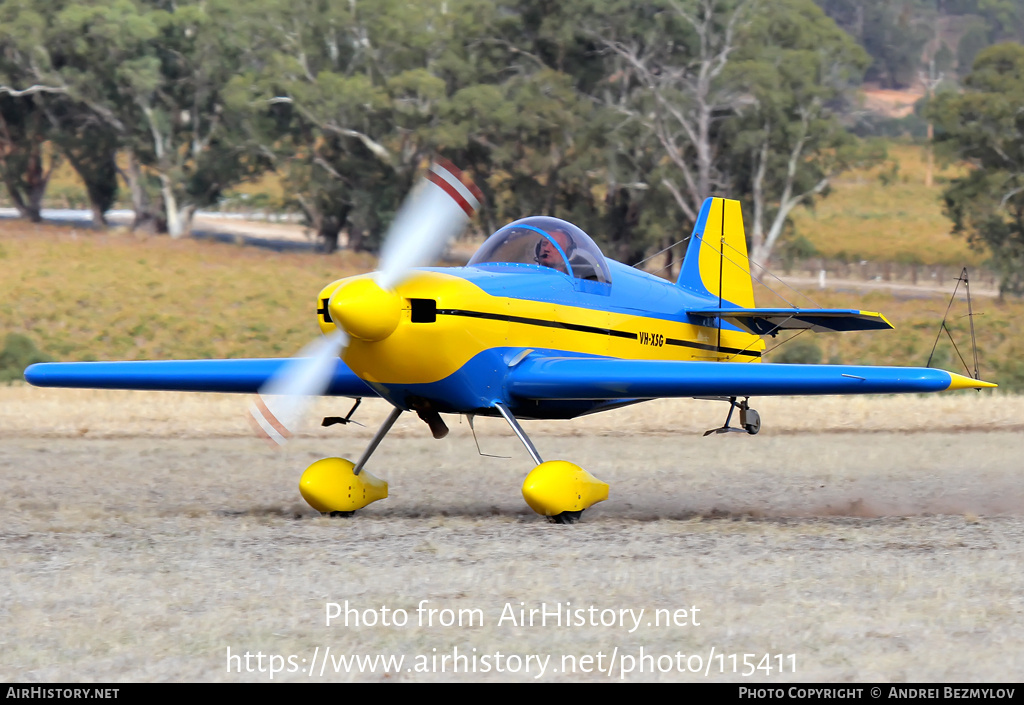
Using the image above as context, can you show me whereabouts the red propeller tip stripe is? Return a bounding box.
[427,160,483,217]
[248,396,292,446]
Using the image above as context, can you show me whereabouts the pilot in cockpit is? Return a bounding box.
[535,228,575,273]
[467,216,612,286]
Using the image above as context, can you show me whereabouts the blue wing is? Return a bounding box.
[507,357,994,400]
[24,359,377,397]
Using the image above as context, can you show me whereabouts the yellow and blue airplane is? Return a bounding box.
[24,160,996,523]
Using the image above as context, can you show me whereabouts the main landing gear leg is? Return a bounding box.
[353,406,404,476]
[703,396,761,436]
[299,406,404,516]
[493,402,609,524]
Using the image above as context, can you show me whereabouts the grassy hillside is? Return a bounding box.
[2,218,1021,390]
[789,142,983,267]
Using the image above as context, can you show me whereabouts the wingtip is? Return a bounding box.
[862,310,895,330]
[946,372,998,391]
[23,362,49,386]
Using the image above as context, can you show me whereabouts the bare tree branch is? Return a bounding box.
[0,84,68,98]
[594,0,757,224]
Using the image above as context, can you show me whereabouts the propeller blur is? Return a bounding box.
[247,160,482,445]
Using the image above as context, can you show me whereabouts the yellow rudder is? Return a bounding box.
[697,198,755,308]
[678,197,756,309]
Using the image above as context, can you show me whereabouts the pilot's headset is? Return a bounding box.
[534,229,576,262]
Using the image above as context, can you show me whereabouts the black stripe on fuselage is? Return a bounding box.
[436,309,637,339]
[435,309,761,358]
[665,337,760,358]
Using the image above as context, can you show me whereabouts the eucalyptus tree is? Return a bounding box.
[589,0,873,268]
[594,0,756,230]
[0,94,59,222]
[41,96,121,226]
[932,42,1024,295]
[428,0,673,264]
[230,0,463,252]
[232,0,607,253]
[0,0,267,235]
[977,0,1024,43]
[726,0,872,266]
[0,1,69,221]
[107,0,270,236]
[812,0,931,88]
[440,65,601,234]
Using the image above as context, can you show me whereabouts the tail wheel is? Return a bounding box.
[741,406,761,435]
[548,510,583,525]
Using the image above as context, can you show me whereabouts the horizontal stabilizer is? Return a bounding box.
[507,357,995,400]
[689,308,893,335]
[24,359,377,397]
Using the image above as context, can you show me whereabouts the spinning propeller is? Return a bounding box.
[247,159,483,445]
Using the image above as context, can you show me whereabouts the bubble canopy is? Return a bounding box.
[467,217,612,284]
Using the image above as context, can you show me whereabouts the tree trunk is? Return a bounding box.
[345,224,364,253]
[89,200,108,228]
[320,224,342,253]
[4,143,53,222]
[324,205,352,253]
[160,175,185,238]
[70,159,116,229]
[5,180,41,222]
[26,173,48,222]
[120,151,158,233]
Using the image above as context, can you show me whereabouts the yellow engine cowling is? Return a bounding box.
[316,279,347,336]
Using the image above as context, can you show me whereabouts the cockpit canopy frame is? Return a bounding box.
[468,216,612,287]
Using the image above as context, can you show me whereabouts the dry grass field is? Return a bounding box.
[2,388,1022,682]
[0,220,374,363]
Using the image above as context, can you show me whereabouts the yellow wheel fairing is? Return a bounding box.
[299,457,388,513]
[337,271,764,387]
[521,460,609,516]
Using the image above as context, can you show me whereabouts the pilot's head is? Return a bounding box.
[535,228,575,273]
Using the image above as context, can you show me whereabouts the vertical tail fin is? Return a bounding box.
[676,197,755,309]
